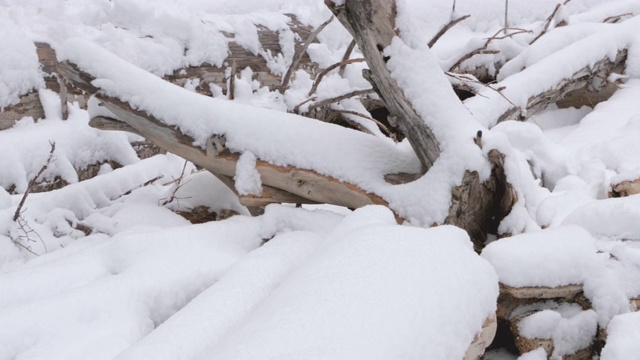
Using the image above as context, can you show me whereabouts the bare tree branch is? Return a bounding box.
[308,58,366,96]
[280,16,334,93]
[428,14,470,48]
[13,142,56,222]
[339,39,357,76]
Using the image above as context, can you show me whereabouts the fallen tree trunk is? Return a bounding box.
[2,18,320,129]
[498,50,627,123]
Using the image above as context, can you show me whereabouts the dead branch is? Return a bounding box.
[603,12,634,24]
[228,60,237,100]
[326,0,441,171]
[308,58,366,96]
[280,16,334,93]
[449,27,532,72]
[161,160,191,206]
[339,40,357,76]
[530,0,571,45]
[333,109,396,139]
[428,14,470,48]
[13,142,56,222]
[307,89,375,111]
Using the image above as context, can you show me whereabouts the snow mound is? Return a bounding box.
[601,312,640,360]
[204,206,499,359]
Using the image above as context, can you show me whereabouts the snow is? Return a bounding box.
[481,226,599,288]
[200,207,499,360]
[0,18,43,109]
[2,0,640,358]
[518,309,597,358]
[234,151,262,196]
[601,312,640,360]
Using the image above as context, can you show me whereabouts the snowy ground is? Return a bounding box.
[2,0,640,359]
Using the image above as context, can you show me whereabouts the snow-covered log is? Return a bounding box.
[1,19,320,129]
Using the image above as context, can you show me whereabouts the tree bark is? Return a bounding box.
[325,0,440,172]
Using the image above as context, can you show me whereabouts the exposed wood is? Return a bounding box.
[55,55,389,210]
[445,149,517,250]
[0,92,43,130]
[280,16,334,93]
[497,49,627,123]
[464,315,497,360]
[326,0,440,171]
[609,178,640,198]
[164,15,319,96]
[3,19,322,130]
[500,283,584,300]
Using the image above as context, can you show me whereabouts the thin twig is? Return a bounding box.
[308,58,366,96]
[307,89,375,111]
[280,16,334,93]
[504,0,509,34]
[449,27,532,71]
[228,59,236,100]
[161,160,191,206]
[530,0,572,45]
[603,12,633,24]
[13,142,56,222]
[334,109,397,140]
[339,40,357,76]
[428,15,470,48]
[445,72,519,109]
[121,175,164,196]
[293,97,317,113]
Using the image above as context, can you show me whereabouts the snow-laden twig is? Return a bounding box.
[428,14,470,48]
[308,58,365,96]
[449,27,532,72]
[13,142,56,222]
[339,39,357,76]
[279,16,334,93]
[307,89,374,111]
[530,0,572,45]
[160,160,191,206]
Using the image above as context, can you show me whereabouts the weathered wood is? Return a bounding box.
[2,20,321,130]
[164,15,318,96]
[326,0,440,172]
[610,178,640,198]
[464,315,497,360]
[497,49,627,122]
[0,92,43,129]
[445,149,517,250]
